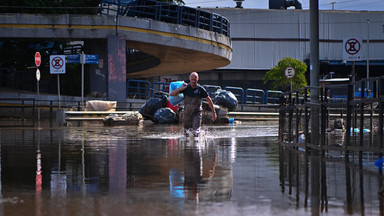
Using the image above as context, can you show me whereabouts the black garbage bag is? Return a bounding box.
[154,108,177,124]
[139,96,168,121]
[202,101,229,124]
[213,89,238,111]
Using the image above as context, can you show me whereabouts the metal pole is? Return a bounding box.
[310,0,320,148]
[57,74,61,108]
[367,19,370,91]
[352,61,356,92]
[37,79,40,123]
[310,0,319,102]
[81,52,85,110]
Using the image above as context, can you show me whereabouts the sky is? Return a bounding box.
[183,0,384,11]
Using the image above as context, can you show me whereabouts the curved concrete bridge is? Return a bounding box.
[0,13,232,101]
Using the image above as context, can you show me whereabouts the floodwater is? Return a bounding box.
[0,121,383,216]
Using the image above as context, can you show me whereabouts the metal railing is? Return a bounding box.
[203,85,222,99]
[127,80,282,105]
[265,90,283,104]
[126,79,151,99]
[245,88,265,104]
[224,86,245,104]
[99,0,230,37]
[279,75,384,157]
[151,81,170,97]
[0,98,36,127]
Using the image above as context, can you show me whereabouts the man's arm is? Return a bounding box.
[206,96,217,122]
[170,83,187,96]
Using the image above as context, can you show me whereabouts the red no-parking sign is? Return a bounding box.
[49,55,66,74]
[343,37,362,61]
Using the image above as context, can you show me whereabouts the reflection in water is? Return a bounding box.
[50,135,67,198]
[0,124,384,215]
[35,130,42,216]
[169,137,233,205]
[183,144,202,202]
[280,144,384,215]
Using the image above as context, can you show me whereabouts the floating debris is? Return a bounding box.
[103,112,143,126]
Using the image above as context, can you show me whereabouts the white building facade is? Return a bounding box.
[192,8,384,90]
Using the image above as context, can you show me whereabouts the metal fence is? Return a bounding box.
[99,0,230,37]
[279,76,384,158]
[126,79,282,105]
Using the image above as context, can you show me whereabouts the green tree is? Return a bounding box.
[263,57,307,91]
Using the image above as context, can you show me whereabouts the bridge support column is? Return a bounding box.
[87,40,108,97]
[107,35,126,102]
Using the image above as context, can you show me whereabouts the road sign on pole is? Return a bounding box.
[343,37,362,61]
[284,66,296,79]
[35,52,41,67]
[36,69,41,81]
[66,53,99,110]
[67,54,98,64]
[285,66,295,92]
[50,55,66,74]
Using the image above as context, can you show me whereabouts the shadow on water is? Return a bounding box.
[0,122,383,215]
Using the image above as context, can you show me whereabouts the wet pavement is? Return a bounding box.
[0,121,383,216]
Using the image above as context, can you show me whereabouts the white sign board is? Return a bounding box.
[50,55,66,74]
[284,66,295,79]
[36,69,40,81]
[343,37,362,61]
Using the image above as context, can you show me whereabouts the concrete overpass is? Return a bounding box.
[0,12,232,101]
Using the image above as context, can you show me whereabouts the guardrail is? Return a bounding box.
[126,79,282,104]
[99,0,230,37]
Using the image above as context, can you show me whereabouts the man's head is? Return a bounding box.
[189,72,199,88]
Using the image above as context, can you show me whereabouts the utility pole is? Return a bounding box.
[310,3,320,214]
[310,0,320,146]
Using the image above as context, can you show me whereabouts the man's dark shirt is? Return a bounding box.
[180,84,208,99]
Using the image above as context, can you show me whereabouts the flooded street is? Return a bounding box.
[0,122,383,215]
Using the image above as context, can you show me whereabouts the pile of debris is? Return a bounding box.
[103,112,143,126]
[139,90,238,124]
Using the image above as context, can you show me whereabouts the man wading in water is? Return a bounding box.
[170,72,217,137]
